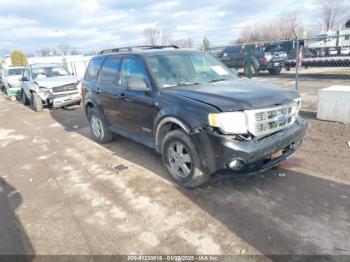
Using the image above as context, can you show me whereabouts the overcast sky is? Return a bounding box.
[0,0,348,56]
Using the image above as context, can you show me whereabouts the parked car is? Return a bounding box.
[82,46,307,188]
[285,48,318,70]
[2,67,24,97]
[340,46,350,56]
[0,68,3,91]
[218,44,287,75]
[21,63,81,111]
[285,47,350,69]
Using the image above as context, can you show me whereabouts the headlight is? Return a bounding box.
[208,112,248,134]
[292,98,301,114]
[39,86,50,93]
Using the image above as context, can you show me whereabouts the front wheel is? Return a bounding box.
[31,93,43,112]
[268,67,282,75]
[22,90,30,105]
[161,129,210,188]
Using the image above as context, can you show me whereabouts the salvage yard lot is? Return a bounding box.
[0,78,349,256]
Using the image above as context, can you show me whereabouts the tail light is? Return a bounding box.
[262,54,272,64]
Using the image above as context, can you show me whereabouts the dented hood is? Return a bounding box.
[34,75,78,89]
[164,79,299,111]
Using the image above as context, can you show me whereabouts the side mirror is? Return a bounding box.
[22,76,29,81]
[127,78,150,91]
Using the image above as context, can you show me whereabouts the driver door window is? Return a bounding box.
[120,58,149,89]
[24,69,31,80]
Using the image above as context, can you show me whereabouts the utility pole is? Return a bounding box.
[198,11,205,51]
[156,23,164,45]
[292,28,299,91]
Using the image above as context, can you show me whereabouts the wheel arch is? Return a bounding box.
[84,99,97,116]
[155,117,191,152]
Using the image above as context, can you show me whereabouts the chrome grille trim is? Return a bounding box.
[52,84,77,93]
[245,99,300,138]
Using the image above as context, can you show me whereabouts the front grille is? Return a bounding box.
[245,100,300,138]
[52,84,77,93]
[52,92,79,99]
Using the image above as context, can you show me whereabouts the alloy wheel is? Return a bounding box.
[167,141,192,178]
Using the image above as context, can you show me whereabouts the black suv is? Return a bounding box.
[82,46,307,188]
[218,44,288,75]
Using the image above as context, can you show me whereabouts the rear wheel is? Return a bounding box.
[31,93,43,112]
[268,67,282,75]
[87,107,112,143]
[162,129,210,188]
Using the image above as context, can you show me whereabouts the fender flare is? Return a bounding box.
[84,99,98,115]
[155,117,191,148]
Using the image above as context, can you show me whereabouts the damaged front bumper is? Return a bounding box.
[39,91,81,108]
[48,93,81,108]
[192,116,308,175]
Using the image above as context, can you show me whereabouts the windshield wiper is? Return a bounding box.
[162,82,201,89]
[209,78,227,83]
[176,81,200,86]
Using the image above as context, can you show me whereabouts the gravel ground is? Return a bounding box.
[0,79,349,258]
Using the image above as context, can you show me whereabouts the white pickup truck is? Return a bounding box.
[21,63,81,111]
[2,67,24,97]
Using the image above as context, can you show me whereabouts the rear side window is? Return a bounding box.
[99,58,121,85]
[84,57,104,81]
[223,46,241,56]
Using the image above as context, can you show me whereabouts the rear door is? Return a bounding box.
[94,56,123,128]
[83,57,105,104]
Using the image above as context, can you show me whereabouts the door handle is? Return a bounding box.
[120,93,131,102]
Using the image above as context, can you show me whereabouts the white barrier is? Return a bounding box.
[317,86,350,124]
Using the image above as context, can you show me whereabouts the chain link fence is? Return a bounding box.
[64,60,90,79]
[66,34,350,88]
[209,33,350,90]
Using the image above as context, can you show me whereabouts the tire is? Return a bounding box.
[268,67,282,75]
[161,129,210,188]
[22,90,30,105]
[87,107,112,144]
[31,93,43,112]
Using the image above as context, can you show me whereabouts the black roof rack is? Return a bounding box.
[99,45,179,54]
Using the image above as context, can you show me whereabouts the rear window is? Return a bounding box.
[99,58,121,85]
[84,57,104,81]
[223,46,242,55]
[7,68,23,76]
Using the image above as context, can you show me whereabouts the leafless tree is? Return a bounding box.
[171,38,194,48]
[201,37,211,51]
[234,11,307,44]
[37,48,60,57]
[278,11,304,39]
[57,44,81,55]
[143,25,170,46]
[58,44,71,55]
[317,0,343,31]
[37,48,51,57]
[144,27,159,45]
